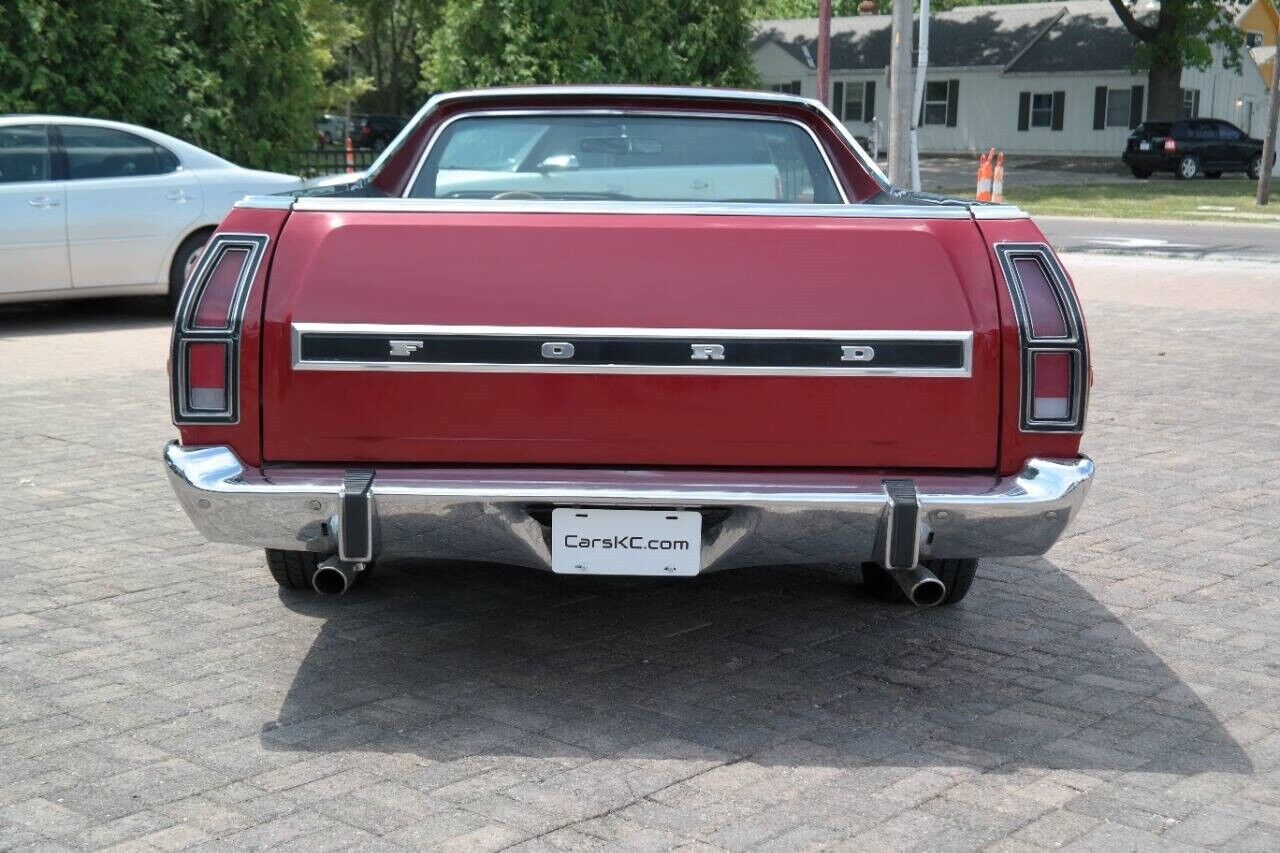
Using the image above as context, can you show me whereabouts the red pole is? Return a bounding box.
[817,0,832,107]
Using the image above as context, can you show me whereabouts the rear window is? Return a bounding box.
[408,113,844,204]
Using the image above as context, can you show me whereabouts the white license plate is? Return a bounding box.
[1139,141,1151,150]
[551,508,701,576]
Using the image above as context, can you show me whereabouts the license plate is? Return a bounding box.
[551,508,701,576]
[1139,141,1151,151]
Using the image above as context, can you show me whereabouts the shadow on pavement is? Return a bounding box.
[260,559,1251,776]
[0,294,170,338]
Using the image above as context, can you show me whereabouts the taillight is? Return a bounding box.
[171,233,269,425]
[997,244,1088,433]
[1163,138,1177,152]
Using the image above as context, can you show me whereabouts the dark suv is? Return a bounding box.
[352,114,407,150]
[1123,119,1269,180]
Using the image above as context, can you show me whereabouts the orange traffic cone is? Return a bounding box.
[975,147,995,202]
[344,136,355,173]
[991,152,1005,203]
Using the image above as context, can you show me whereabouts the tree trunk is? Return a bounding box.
[1145,53,1183,122]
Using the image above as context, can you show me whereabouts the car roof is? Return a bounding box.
[0,114,231,169]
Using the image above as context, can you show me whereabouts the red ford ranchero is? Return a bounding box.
[165,86,1093,607]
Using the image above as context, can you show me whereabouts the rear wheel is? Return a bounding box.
[1247,156,1264,181]
[861,558,978,606]
[265,549,320,590]
[1204,170,1222,179]
[1175,155,1199,180]
[1129,166,1151,179]
[168,228,214,315]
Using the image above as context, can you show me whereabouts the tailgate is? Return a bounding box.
[261,209,1001,469]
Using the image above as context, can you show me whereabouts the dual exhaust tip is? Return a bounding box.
[311,555,945,606]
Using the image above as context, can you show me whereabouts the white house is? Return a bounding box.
[753,1,1274,157]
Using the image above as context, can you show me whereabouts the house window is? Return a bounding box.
[922,80,958,126]
[831,80,876,122]
[1030,93,1053,128]
[1180,88,1200,119]
[770,81,801,95]
[1245,31,1264,48]
[1105,89,1130,126]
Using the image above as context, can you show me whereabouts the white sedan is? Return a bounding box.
[0,115,302,307]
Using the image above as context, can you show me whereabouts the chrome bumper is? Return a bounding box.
[164,442,1093,572]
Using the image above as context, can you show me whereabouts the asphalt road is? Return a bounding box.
[1040,215,1280,263]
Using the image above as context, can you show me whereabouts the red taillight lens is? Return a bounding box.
[1031,352,1072,421]
[1163,138,1177,152]
[186,342,228,412]
[191,248,249,329]
[999,244,1088,432]
[1013,258,1067,338]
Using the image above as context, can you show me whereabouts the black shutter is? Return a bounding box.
[1093,86,1107,130]
[832,81,844,118]
[1192,89,1200,118]
[946,79,959,127]
[1051,91,1066,131]
[1017,92,1031,131]
[1129,85,1144,129]
[864,81,876,122]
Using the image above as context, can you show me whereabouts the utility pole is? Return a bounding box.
[888,0,914,186]
[1257,34,1280,206]
[817,0,831,108]
[909,0,930,191]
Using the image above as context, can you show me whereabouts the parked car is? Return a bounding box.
[352,113,407,150]
[314,113,348,146]
[1123,119,1271,180]
[0,115,302,307]
[164,86,1094,607]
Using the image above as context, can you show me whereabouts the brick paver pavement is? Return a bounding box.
[1,254,1278,851]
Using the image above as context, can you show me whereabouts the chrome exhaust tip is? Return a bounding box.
[311,557,360,596]
[889,563,947,607]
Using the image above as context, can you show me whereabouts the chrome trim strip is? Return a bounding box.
[401,108,849,203]
[290,323,974,378]
[290,197,975,218]
[165,442,1095,568]
[233,194,293,210]
[971,204,1031,220]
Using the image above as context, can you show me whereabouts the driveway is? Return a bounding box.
[1,260,1279,850]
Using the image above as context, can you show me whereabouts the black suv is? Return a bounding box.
[352,114,407,150]
[1123,119,1269,180]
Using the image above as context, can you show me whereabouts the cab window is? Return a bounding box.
[60,125,179,180]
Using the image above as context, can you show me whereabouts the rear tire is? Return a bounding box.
[1247,156,1263,181]
[1175,155,1199,180]
[1129,166,1151,179]
[861,558,978,606]
[168,228,214,316]
[1204,170,1222,179]
[266,549,320,591]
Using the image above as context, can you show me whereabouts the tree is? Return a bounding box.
[422,0,758,93]
[349,0,436,114]
[0,0,327,171]
[1108,0,1241,121]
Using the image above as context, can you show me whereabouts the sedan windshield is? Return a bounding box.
[409,114,845,204]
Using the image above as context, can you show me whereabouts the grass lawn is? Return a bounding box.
[943,179,1280,224]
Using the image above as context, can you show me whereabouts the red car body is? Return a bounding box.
[165,86,1093,606]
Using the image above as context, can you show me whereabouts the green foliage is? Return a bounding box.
[422,0,759,92]
[0,0,325,171]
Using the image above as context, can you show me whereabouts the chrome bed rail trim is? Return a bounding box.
[165,443,1093,571]
[288,197,977,218]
